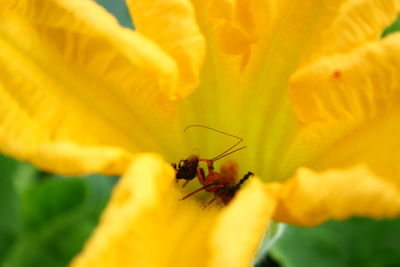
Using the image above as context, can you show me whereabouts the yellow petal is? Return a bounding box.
[310,107,400,187]
[32,142,132,175]
[71,154,274,267]
[0,0,179,174]
[290,33,400,124]
[182,0,399,112]
[307,0,400,62]
[177,0,396,178]
[209,179,275,267]
[127,0,205,99]
[195,0,262,55]
[279,33,400,177]
[268,165,400,226]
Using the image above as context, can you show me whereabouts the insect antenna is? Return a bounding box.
[212,145,247,162]
[184,124,244,162]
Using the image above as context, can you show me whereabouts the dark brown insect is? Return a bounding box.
[172,155,199,181]
[172,125,253,205]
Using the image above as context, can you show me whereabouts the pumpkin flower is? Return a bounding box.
[1,0,400,266]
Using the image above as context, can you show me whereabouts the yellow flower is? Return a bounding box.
[1,0,400,266]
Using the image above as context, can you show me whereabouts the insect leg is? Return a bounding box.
[235,172,254,189]
[196,167,206,183]
[205,196,218,207]
[182,180,190,187]
[179,180,221,201]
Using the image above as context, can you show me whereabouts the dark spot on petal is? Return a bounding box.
[333,70,341,79]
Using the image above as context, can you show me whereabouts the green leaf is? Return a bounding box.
[2,172,116,267]
[270,218,400,267]
[0,154,38,262]
[382,15,400,37]
[95,0,134,29]
[0,154,20,262]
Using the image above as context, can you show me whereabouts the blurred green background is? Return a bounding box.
[1,1,400,266]
[0,153,117,267]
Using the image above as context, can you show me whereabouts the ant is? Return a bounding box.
[172,125,254,206]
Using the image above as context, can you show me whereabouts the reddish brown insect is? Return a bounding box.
[180,159,253,205]
[172,125,244,184]
[172,125,253,205]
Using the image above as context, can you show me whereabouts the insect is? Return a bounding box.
[172,125,253,205]
[172,125,245,185]
[180,159,254,205]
